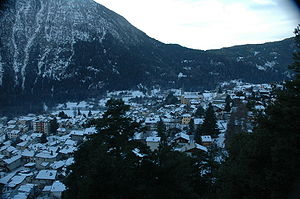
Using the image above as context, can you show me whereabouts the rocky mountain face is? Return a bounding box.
[0,0,296,113]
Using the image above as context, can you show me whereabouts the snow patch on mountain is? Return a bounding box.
[256,61,277,71]
[254,51,260,56]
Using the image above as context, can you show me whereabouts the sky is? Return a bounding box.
[94,0,300,50]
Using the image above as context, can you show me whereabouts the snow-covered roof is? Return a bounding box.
[9,130,21,134]
[59,146,77,154]
[146,137,161,142]
[36,152,58,159]
[18,183,35,193]
[51,181,66,192]
[43,185,52,192]
[174,132,190,141]
[65,158,74,166]
[195,143,208,152]
[12,192,29,199]
[24,162,35,167]
[36,170,57,180]
[181,142,208,153]
[50,161,65,169]
[17,141,28,147]
[21,150,35,157]
[70,130,85,136]
[65,139,77,146]
[145,117,160,124]
[8,175,26,187]
[194,118,204,125]
[3,155,22,165]
[201,135,212,142]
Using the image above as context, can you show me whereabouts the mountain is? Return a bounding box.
[208,38,295,79]
[0,0,296,114]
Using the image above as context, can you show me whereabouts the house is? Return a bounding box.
[32,120,50,134]
[16,141,29,150]
[50,181,66,198]
[173,132,190,146]
[7,174,28,189]
[35,152,59,169]
[201,135,213,146]
[70,130,85,141]
[1,155,23,171]
[181,114,191,125]
[17,183,36,199]
[146,137,161,151]
[193,118,204,130]
[21,150,35,163]
[181,142,208,155]
[59,146,77,158]
[35,170,57,185]
[181,92,201,105]
[144,117,160,131]
[7,130,21,139]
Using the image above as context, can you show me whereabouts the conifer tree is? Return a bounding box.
[157,118,167,145]
[40,133,47,143]
[49,117,59,134]
[188,118,195,135]
[88,110,92,117]
[224,95,231,112]
[63,99,150,198]
[194,105,205,117]
[196,103,219,141]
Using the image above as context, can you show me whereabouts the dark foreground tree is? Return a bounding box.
[63,99,211,199]
[216,25,300,199]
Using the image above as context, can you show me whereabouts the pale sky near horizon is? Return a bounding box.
[94,0,299,50]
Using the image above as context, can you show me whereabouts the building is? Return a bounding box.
[201,135,213,146]
[7,130,22,139]
[181,92,201,105]
[32,120,50,134]
[35,170,57,185]
[181,114,192,125]
[146,137,161,151]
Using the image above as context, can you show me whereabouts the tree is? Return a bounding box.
[58,111,69,119]
[194,105,205,117]
[165,92,179,105]
[64,99,209,199]
[88,110,92,117]
[50,117,59,134]
[224,95,231,112]
[188,118,195,135]
[40,133,47,144]
[216,25,300,199]
[63,99,151,198]
[196,103,219,141]
[157,118,167,145]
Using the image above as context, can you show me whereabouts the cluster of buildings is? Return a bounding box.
[0,80,276,199]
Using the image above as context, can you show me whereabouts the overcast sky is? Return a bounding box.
[94,0,299,50]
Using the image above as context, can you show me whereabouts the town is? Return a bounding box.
[0,80,278,199]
